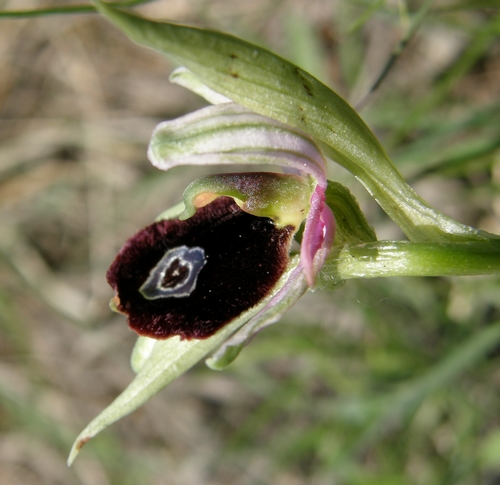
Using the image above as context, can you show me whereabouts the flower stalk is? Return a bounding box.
[319,241,500,288]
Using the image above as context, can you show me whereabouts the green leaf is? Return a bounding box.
[93,0,497,244]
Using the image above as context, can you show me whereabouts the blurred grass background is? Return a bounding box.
[1,1,500,484]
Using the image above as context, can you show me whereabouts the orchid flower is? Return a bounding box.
[68,92,341,465]
[107,99,335,342]
[70,45,342,466]
[67,1,500,464]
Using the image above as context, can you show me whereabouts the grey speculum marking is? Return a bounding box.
[139,246,206,300]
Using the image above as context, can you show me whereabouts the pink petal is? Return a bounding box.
[301,185,336,287]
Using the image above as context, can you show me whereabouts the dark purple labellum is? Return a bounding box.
[106,197,294,340]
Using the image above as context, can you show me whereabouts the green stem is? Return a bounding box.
[319,240,500,287]
[0,0,153,18]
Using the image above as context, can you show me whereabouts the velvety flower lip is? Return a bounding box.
[107,197,294,340]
